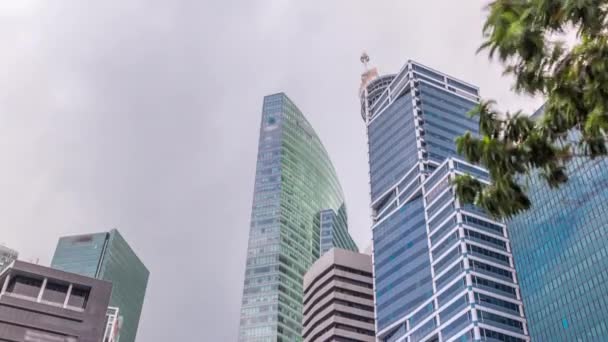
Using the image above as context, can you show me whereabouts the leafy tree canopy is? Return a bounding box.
[454,0,608,219]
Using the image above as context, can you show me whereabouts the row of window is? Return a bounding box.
[479,310,525,332]
[433,246,461,275]
[5,275,90,310]
[303,309,374,339]
[429,217,458,245]
[307,321,375,342]
[375,252,431,299]
[303,275,372,308]
[471,260,513,281]
[303,298,374,328]
[431,231,459,261]
[428,204,456,232]
[467,244,511,266]
[375,232,428,271]
[303,285,373,320]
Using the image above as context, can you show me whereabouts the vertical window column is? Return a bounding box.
[63,284,73,308]
[0,274,9,295]
[36,277,48,302]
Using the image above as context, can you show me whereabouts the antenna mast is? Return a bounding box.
[360,52,370,70]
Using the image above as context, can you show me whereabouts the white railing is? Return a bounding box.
[103,307,121,342]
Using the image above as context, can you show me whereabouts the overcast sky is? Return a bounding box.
[0,1,543,341]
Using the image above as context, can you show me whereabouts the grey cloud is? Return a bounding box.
[0,1,542,341]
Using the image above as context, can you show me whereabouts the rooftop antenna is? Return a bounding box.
[360,51,370,70]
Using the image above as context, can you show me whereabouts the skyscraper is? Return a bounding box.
[360,59,529,342]
[303,248,375,342]
[507,109,608,340]
[239,93,357,341]
[0,244,17,273]
[51,229,149,342]
[320,204,358,255]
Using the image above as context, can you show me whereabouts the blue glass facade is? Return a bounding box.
[508,146,608,340]
[320,205,358,255]
[361,61,529,342]
[238,93,357,341]
[374,196,431,329]
[51,229,149,342]
[368,93,418,201]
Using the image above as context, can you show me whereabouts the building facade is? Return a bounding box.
[302,248,375,342]
[238,93,358,341]
[361,60,529,342]
[0,245,17,273]
[508,125,608,340]
[320,205,358,256]
[104,307,122,342]
[51,229,149,342]
[0,260,112,342]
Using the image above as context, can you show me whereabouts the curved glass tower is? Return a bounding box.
[238,93,357,342]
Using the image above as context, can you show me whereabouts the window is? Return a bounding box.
[466,244,510,265]
[413,65,444,81]
[475,292,520,314]
[470,260,513,280]
[447,79,478,95]
[471,276,517,298]
[479,328,526,342]
[383,323,406,342]
[42,281,69,304]
[67,286,90,309]
[479,310,524,332]
[462,215,504,236]
[434,247,461,274]
[439,295,468,322]
[428,204,456,232]
[7,276,42,298]
[464,229,507,250]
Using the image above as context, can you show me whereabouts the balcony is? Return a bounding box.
[104,307,121,342]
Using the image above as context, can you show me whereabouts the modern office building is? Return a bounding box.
[238,93,358,341]
[360,58,529,342]
[507,110,608,340]
[0,260,112,342]
[320,205,358,256]
[51,229,149,342]
[0,245,18,273]
[302,248,375,342]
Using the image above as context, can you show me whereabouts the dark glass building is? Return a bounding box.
[238,93,357,341]
[360,60,529,342]
[0,260,112,342]
[51,229,149,342]
[508,113,608,340]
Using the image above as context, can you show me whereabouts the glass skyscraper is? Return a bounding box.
[51,229,149,342]
[361,60,529,342]
[508,113,608,340]
[320,204,357,255]
[238,93,357,341]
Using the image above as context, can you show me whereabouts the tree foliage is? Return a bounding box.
[454,0,608,219]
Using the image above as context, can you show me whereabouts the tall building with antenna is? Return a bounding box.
[238,93,357,341]
[360,55,529,342]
